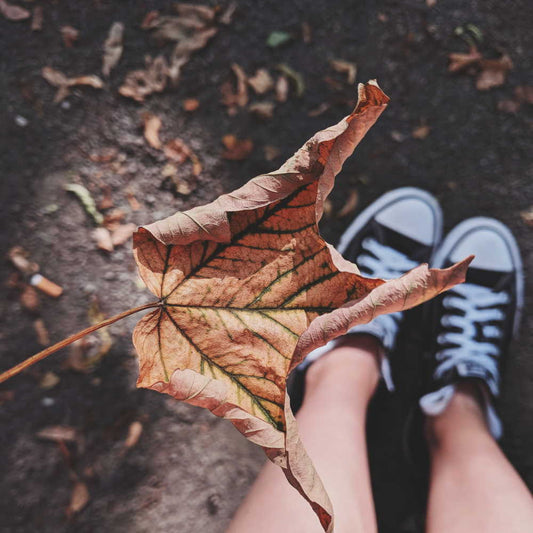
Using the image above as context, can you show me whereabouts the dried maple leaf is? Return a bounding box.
[102,22,124,77]
[130,81,471,531]
[0,81,472,532]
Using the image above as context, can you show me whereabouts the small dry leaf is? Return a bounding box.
[221,63,248,115]
[221,135,254,160]
[119,56,168,103]
[0,0,29,21]
[20,285,40,313]
[164,138,202,176]
[111,223,136,247]
[301,21,312,43]
[123,421,143,450]
[68,481,90,516]
[249,101,275,119]
[141,10,159,29]
[142,112,162,150]
[40,371,60,390]
[60,26,79,48]
[126,190,142,211]
[263,145,281,161]
[8,246,39,275]
[248,69,274,95]
[42,67,104,103]
[92,227,114,252]
[33,318,50,346]
[520,206,533,226]
[337,189,359,218]
[412,123,430,140]
[183,98,200,111]
[31,5,43,31]
[89,147,118,163]
[219,1,237,25]
[102,22,124,77]
[308,102,331,117]
[448,47,483,73]
[330,59,357,85]
[37,425,77,443]
[103,208,125,228]
[476,55,513,91]
[275,75,289,102]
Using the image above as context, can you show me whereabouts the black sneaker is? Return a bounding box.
[419,217,524,438]
[289,187,443,412]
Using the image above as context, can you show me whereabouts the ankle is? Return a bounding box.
[425,381,491,448]
[304,335,381,405]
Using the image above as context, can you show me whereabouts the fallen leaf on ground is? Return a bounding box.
[277,64,305,97]
[249,101,275,119]
[476,55,513,91]
[34,318,50,346]
[142,5,217,85]
[263,145,280,161]
[141,10,159,29]
[111,223,136,247]
[0,0,29,20]
[221,135,254,160]
[329,59,357,85]
[301,22,312,43]
[119,56,168,102]
[92,227,114,252]
[42,67,103,103]
[8,246,39,275]
[267,30,291,48]
[412,123,430,140]
[102,22,124,77]
[60,26,79,48]
[126,190,142,211]
[67,480,89,516]
[520,206,533,226]
[40,371,60,390]
[164,138,202,176]
[37,425,77,443]
[275,75,289,102]
[20,285,40,313]
[308,102,331,117]
[31,5,43,31]
[448,47,483,73]
[183,98,200,111]
[248,68,274,95]
[219,1,237,25]
[142,112,162,150]
[337,189,359,218]
[221,63,248,115]
[123,421,143,450]
[103,208,125,229]
[65,183,104,225]
[132,81,471,531]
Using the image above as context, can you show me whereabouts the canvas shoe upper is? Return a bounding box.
[419,217,524,439]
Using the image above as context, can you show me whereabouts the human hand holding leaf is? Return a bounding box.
[0,81,471,532]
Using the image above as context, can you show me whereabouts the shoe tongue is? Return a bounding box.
[372,220,432,262]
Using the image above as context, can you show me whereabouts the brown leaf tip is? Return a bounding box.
[356,80,390,111]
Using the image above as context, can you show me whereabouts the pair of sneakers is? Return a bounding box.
[290,187,523,439]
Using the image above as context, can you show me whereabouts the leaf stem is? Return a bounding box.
[0,301,160,385]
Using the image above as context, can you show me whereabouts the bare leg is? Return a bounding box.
[227,335,380,533]
[425,382,533,533]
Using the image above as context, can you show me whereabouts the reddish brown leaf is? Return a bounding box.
[60,26,79,48]
[142,112,162,150]
[131,81,471,531]
[221,63,248,114]
[183,98,200,111]
[221,135,254,160]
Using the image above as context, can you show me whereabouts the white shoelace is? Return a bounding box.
[355,237,418,342]
[434,282,510,383]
